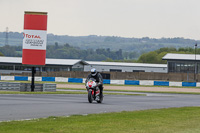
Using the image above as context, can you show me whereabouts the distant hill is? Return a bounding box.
[0,31,199,56]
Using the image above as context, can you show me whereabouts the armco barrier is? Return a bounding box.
[103,79,110,84]
[110,80,125,85]
[169,82,182,87]
[55,77,68,82]
[154,81,169,86]
[28,77,42,81]
[82,78,86,83]
[0,76,200,87]
[68,78,83,83]
[182,82,196,87]
[197,83,200,87]
[15,76,28,81]
[42,77,55,82]
[125,80,139,85]
[1,76,14,81]
[140,80,154,86]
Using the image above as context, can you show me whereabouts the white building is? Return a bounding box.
[0,56,88,73]
[85,61,167,73]
[0,56,167,73]
[163,53,200,73]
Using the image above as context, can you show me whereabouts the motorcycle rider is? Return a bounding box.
[85,68,103,100]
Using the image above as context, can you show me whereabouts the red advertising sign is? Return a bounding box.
[22,11,48,65]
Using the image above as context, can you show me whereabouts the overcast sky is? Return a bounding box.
[1,0,200,39]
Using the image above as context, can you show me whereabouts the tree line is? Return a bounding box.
[0,43,138,61]
[107,47,198,64]
[1,32,200,57]
[0,44,199,64]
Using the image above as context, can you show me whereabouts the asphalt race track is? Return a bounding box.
[1,93,200,121]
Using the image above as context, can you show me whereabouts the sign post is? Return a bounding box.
[31,67,36,91]
[22,11,48,91]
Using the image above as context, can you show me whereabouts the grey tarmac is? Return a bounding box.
[0,93,200,121]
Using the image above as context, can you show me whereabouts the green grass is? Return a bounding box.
[0,91,87,95]
[58,87,200,95]
[103,89,200,95]
[0,107,200,133]
[104,83,200,89]
[0,90,145,96]
[2,80,200,95]
[1,80,200,89]
[0,80,84,85]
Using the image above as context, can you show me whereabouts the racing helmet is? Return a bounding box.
[91,68,97,76]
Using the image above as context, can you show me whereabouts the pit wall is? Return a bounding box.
[1,76,200,87]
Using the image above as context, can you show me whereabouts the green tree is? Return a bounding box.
[157,52,167,64]
[137,51,158,63]
[0,52,4,56]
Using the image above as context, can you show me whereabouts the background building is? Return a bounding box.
[0,56,167,74]
[0,57,88,74]
[85,61,167,73]
[163,53,200,73]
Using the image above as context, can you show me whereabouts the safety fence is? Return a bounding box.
[0,76,199,87]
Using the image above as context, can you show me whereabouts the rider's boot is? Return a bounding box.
[95,96,100,101]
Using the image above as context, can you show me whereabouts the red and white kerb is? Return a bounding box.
[22,11,47,65]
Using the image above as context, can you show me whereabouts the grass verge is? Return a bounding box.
[0,80,84,85]
[58,88,200,95]
[2,80,200,94]
[1,80,200,89]
[0,91,87,95]
[0,91,145,96]
[0,107,200,133]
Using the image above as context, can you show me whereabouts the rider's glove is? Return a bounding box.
[97,82,101,86]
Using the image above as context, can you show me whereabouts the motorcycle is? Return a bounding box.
[86,78,103,103]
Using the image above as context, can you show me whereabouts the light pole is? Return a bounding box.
[195,43,197,81]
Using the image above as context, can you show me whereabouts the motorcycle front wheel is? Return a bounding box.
[88,90,93,103]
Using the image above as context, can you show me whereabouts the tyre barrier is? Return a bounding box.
[0,81,56,92]
[0,76,199,87]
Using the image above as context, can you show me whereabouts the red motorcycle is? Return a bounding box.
[86,78,103,103]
